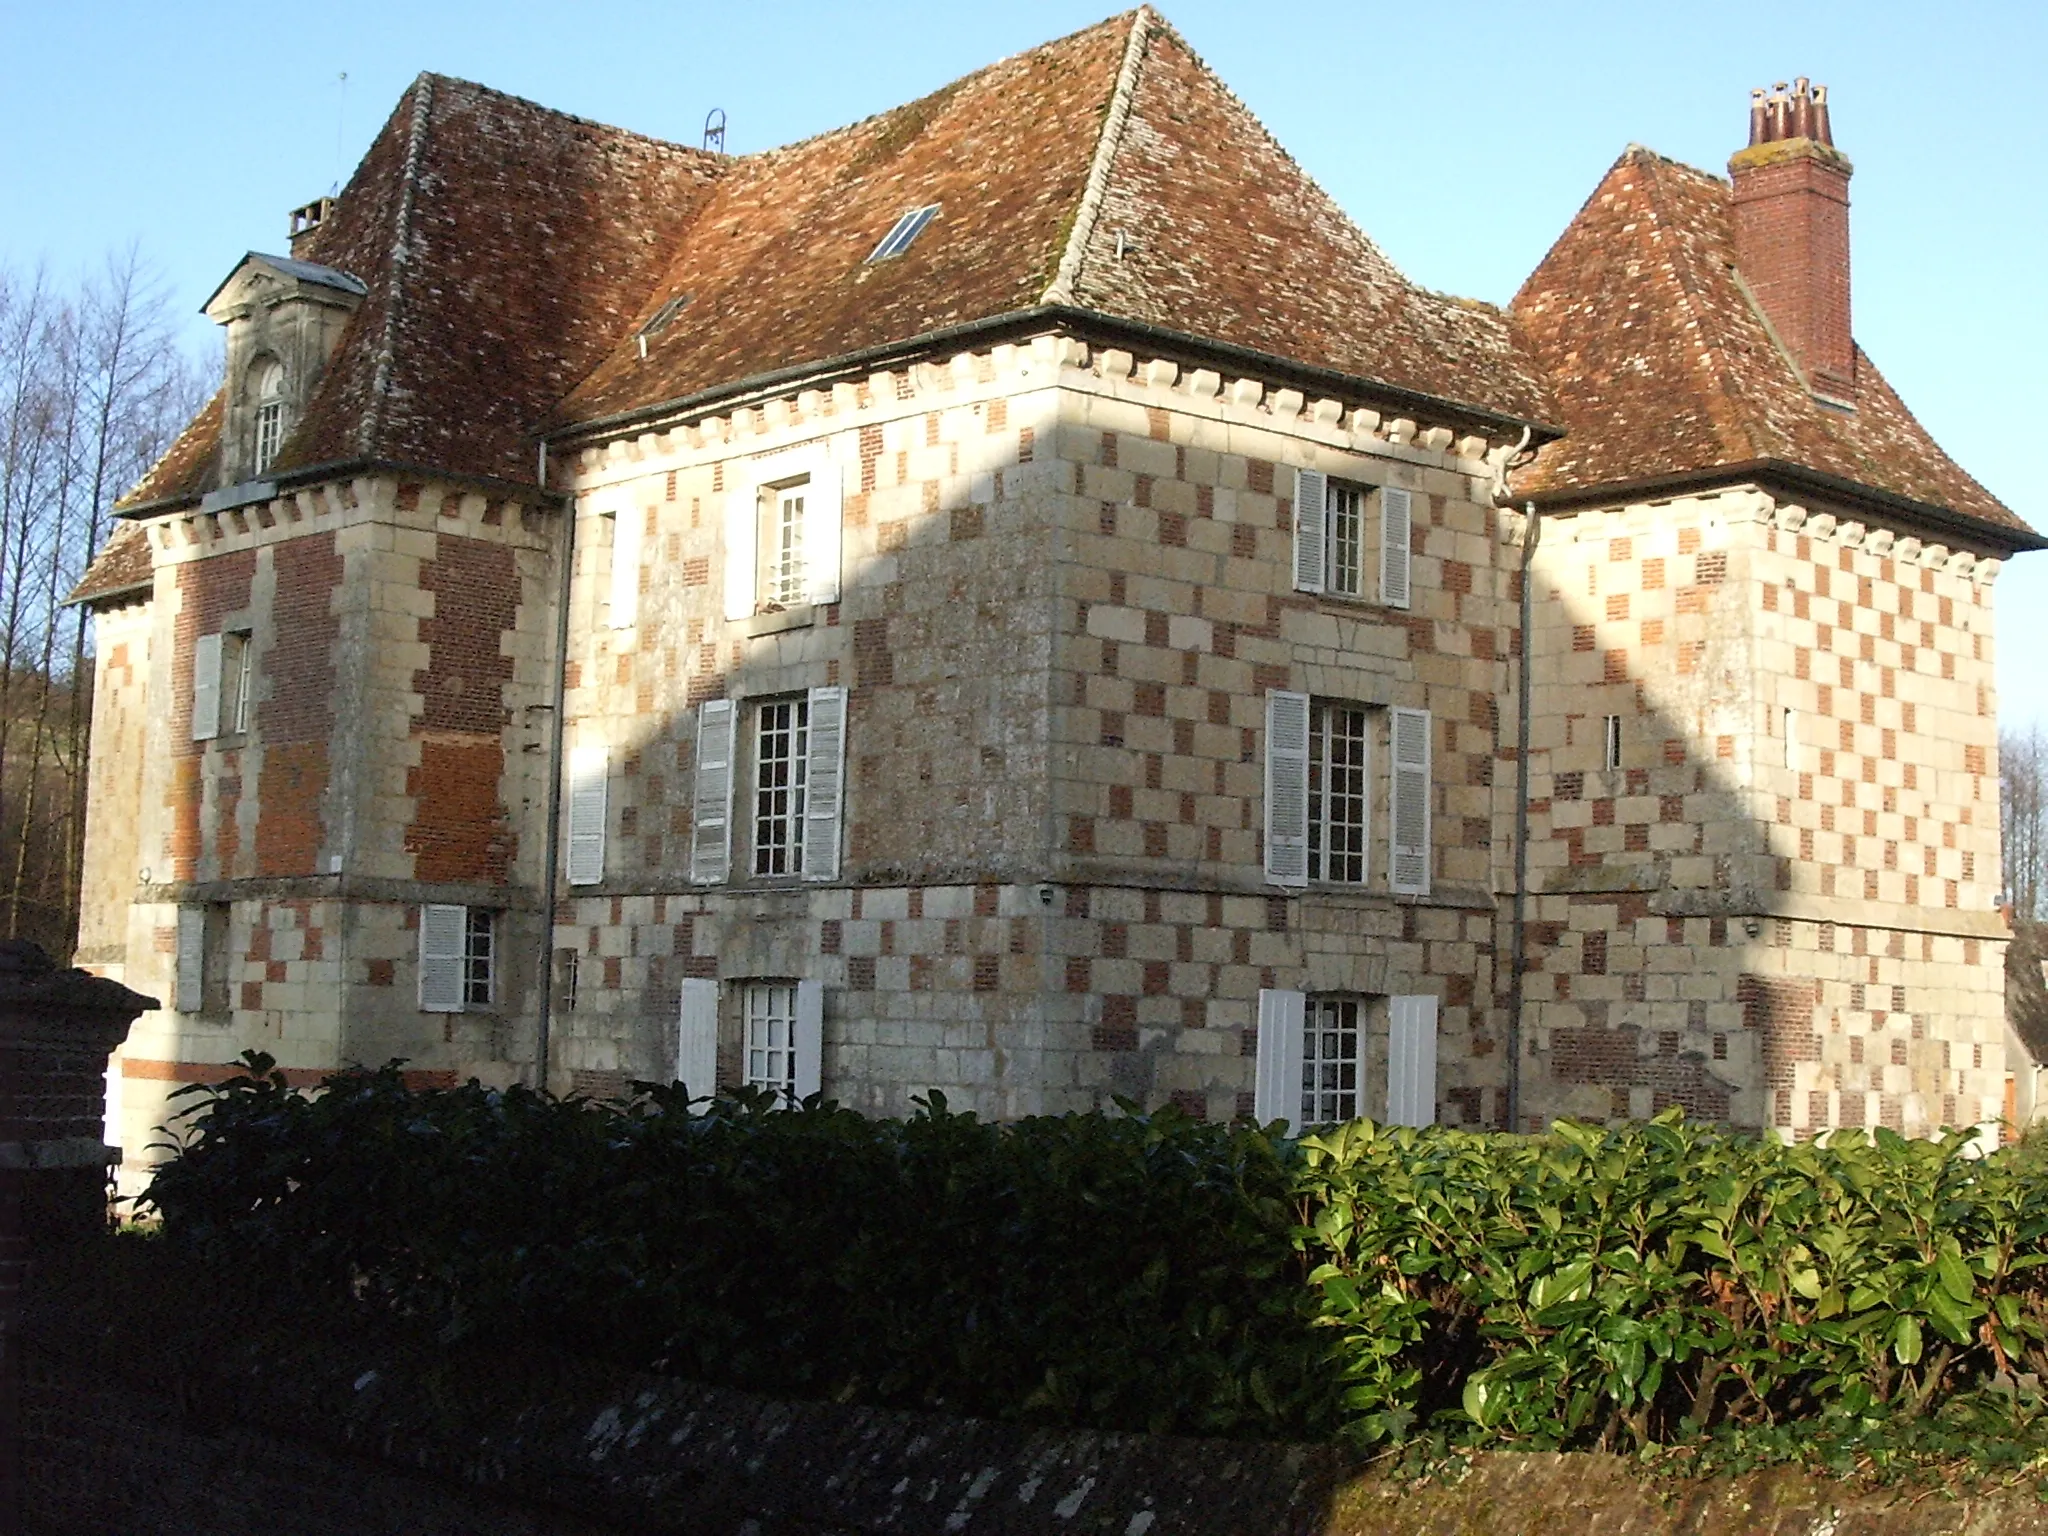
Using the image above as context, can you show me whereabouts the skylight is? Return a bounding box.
[867,205,940,263]
[638,292,691,338]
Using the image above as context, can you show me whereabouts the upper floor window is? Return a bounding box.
[252,360,286,474]
[1265,690,1431,894]
[723,454,842,621]
[419,903,497,1012]
[761,479,808,609]
[690,687,847,885]
[191,628,254,741]
[1292,468,1412,609]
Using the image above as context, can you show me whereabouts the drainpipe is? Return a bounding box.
[534,443,573,1094]
[1506,498,1541,1135]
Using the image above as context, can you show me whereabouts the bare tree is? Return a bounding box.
[0,251,206,958]
[2001,724,2047,925]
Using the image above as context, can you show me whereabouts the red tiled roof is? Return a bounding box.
[119,77,722,509]
[1055,19,1552,428]
[1511,146,2033,546]
[65,520,155,606]
[126,10,1561,517]
[556,10,1555,433]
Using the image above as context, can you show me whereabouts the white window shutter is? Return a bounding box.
[804,466,843,607]
[419,903,466,1012]
[566,746,608,886]
[677,977,720,1099]
[1254,988,1307,1132]
[608,508,642,629]
[803,685,847,881]
[723,487,757,621]
[793,979,824,1103]
[191,632,223,741]
[1387,994,1439,1127]
[1291,468,1326,594]
[1264,690,1311,888]
[1379,487,1413,609]
[174,907,204,1013]
[691,699,736,883]
[1390,706,1432,896]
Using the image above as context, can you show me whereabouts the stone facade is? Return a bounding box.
[67,20,2038,1184]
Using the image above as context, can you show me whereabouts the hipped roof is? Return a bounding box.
[116,9,1553,520]
[1511,146,2033,549]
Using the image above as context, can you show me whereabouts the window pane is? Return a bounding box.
[1300,996,1361,1125]
[761,485,807,607]
[753,699,810,875]
[1327,486,1363,596]
[1309,704,1369,883]
[745,982,800,1100]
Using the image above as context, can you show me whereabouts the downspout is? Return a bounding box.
[1506,497,1541,1135]
[534,441,573,1093]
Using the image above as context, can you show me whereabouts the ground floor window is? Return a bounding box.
[744,980,802,1100]
[1301,994,1363,1125]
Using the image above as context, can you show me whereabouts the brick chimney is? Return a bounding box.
[1728,79,1855,403]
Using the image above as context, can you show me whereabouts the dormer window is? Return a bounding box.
[252,360,287,474]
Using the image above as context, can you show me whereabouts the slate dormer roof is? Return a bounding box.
[114,8,1553,527]
[1511,145,2038,551]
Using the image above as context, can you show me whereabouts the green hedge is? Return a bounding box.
[144,1055,2048,1456]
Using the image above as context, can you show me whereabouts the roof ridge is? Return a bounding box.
[1042,7,1154,305]
[416,71,726,165]
[358,74,435,457]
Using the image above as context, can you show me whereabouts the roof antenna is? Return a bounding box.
[702,108,727,155]
[331,71,348,196]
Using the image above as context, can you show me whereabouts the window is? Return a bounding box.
[1265,691,1430,894]
[692,687,846,884]
[677,978,824,1105]
[761,481,806,609]
[1254,990,1438,1134]
[723,456,842,620]
[606,507,643,629]
[566,746,609,885]
[252,360,286,474]
[867,204,940,262]
[463,909,495,1007]
[754,696,808,875]
[419,903,496,1012]
[745,981,800,1097]
[190,629,253,741]
[1602,714,1622,772]
[174,903,232,1015]
[1783,707,1799,771]
[1308,703,1370,883]
[1302,995,1363,1124]
[1292,469,1411,609]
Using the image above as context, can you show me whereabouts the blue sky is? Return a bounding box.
[4,1,2042,723]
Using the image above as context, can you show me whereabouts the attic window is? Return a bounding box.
[635,292,692,358]
[639,292,691,338]
[253,360,287,474]
[866,205,940,263]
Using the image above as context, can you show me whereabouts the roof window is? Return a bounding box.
[866,205,940,263]
[635,292,692,358]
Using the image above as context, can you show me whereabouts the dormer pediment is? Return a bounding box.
[202,253,367,325]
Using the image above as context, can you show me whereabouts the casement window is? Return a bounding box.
[252,359,286,474]
[1253,990,1438,1133]
[566,746,609,886]
[1265,691,1430,894]
[420,903,496,1012]
[676,976,823,1105]
[691,686,846,884]
[190,629,254,741]
[1292,468,1411,609]
[174,903,231,1015]
[606,507,644,629]
[1602,714,1623,772]
[724,455,843,621]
